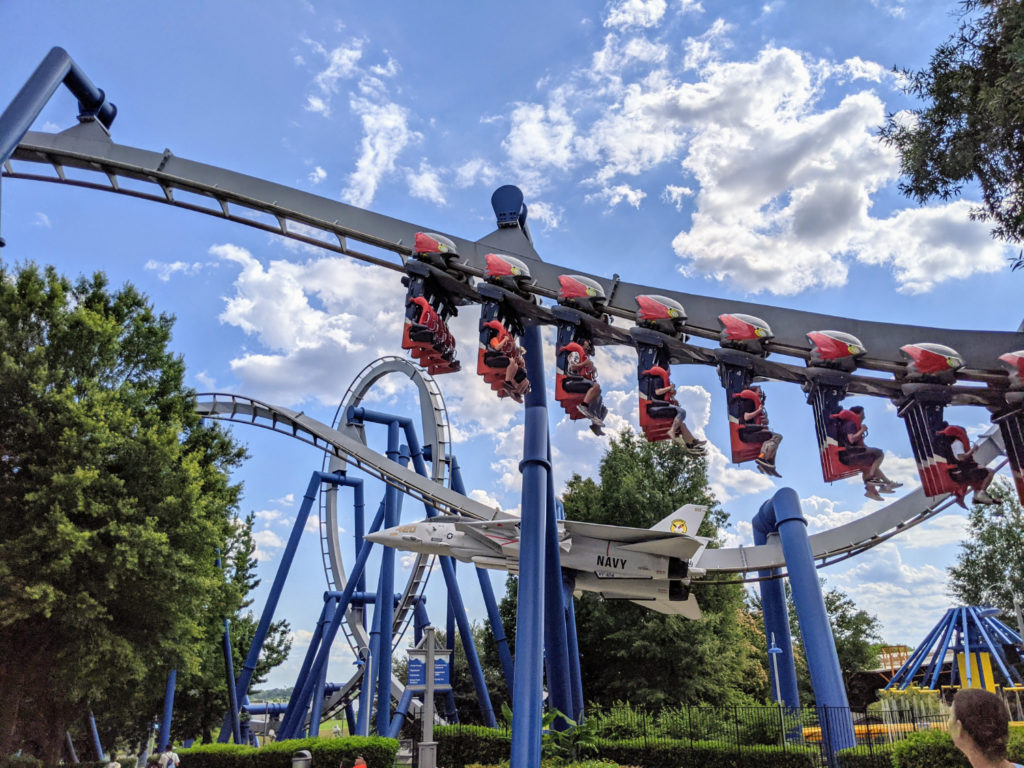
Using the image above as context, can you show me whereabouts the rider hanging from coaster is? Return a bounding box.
[646,367,706,454]
[934,422,998,507]
[483,319,530,403]
[832,405,902,501]
[567,338,605,428]
[732,384,783,477]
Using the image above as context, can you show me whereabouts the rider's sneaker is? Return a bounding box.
[973,490,997,505]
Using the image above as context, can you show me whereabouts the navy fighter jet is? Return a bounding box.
[364,504,710,619]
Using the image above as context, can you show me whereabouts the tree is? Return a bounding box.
[747,581,881,704]
[948,481,1024,635]
[879,0,1024,269]
[0,263,248,761]
[559,431,768,708]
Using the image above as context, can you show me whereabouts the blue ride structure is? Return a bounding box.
[6,47,1024,768]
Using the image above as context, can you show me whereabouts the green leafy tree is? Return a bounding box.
[557,431,767,708]
[948,481,1024,636]
[879,0,1024,268]
[750,582,882,703]
[0,263,247,761]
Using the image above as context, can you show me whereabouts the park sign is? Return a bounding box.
[407,631,451,692]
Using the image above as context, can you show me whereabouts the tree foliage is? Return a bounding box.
[556,431,768,708]
[948,481,1024,634]
[880,0,1024,268]
[0,263,252,760]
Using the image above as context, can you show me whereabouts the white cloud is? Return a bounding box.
[195,370,217,390]
[255,509,283,523]
[503,101,577,175]
[252,528,285,561]
[662,185,693,211]
[311,39,364,93]
[308,166,327,184]
[145,259,206,281]
[592,34,669,75]
[305,95,330,117]
[406,161,447,205]
[342,99,421,208]
[604,0,668,29]
[830,543,950,644]
[454,158,499,188]
[679,0,704,12]
[586,183,647,209]
[272,493,296,506]
[526,201,563,230]
[33,212,51,228]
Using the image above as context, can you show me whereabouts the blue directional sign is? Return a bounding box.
[408,657,449,687]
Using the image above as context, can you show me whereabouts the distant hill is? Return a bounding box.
[250,686,293,702]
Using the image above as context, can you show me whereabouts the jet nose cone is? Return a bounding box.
[363,530,396,546]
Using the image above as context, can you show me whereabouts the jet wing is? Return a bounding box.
[630,595,702,620]
[453,518,520,552]
[562,519,702,560]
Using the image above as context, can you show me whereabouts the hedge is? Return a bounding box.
[836,744,896,768]
[178,736,397,768]
[435,728,819,768]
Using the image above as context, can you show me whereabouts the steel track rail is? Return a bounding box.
[194,394,1009,579]
[6,126,1023,383]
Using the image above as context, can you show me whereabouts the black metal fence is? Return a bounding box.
[434,704,950,767]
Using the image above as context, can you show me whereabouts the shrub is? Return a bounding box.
[837,744,896,768]
[591,736,817,768]
[890,730,968,768]
[586,702,649,741]
[436,726,509,768]
[1,755,43,768]
[178,736,396,768]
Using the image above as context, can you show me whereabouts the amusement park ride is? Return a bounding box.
[4,48,1024,767]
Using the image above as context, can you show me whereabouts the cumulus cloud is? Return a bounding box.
[662,185,693,211]
[308,166,327,184]
[454,158,499,189]
[503,100,577,176]
[406,161,447,204]
[604,0,668,29]
[830,543,950,643]
[586,183,647,209]
[252,528,285,561]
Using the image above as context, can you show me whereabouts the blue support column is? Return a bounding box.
[308,654,329,738]
[282,594,338,735]
[65,732,79,764]
[375,422,401,735]
[543,434,573,728]
[159,669,176,749]
[754,488,856,766]
[452,458,516,694]
[222,620,241,743]
[562,573,585,723]
[386,689,415,739]
[345,704,356,737]
[88,710,104,760]
[280,498,387,738]
[221,471,343,741]
[510,324,549,768]
[753,505,800,709]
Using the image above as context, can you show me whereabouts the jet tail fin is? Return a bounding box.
[650,504,707,537]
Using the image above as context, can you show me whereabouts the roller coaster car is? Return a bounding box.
[478,316,529,399]
[895,383,965,498]
[994,350,1024,502]
[900,342,964,384]
[401,263,461,375]
[639,365,679,442]
[803,370,860,483]
[557,274,608,318]
[413,231,460,270]
[553,329,607,426]
[633,332,677,442]
[719,313,773,357]
[807,330,866,372]
[485,253,536,297]
[726,386,771,464]
[635,295,687,339]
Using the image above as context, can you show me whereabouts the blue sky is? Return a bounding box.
[2,0,1019,693]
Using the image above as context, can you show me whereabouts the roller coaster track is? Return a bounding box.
[7,123,1012,572]
[5,124,1023,399]
[194,392,1009,580]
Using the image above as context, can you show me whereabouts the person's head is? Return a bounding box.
[162,745,171,753]
[850,406,864,416]
[949,688,1010,762]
